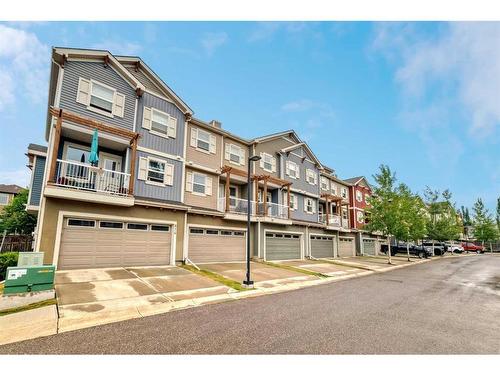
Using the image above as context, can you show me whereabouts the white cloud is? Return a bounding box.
[0,25,49,111]
[0,169,30,187]
[201,32,228,57]
[372,22,500,138]
[91,41,142,56]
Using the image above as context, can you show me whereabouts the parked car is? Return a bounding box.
[461,242,484,254]
[444,242,464,253]
[380,242,432,259]
[422,241,446,256]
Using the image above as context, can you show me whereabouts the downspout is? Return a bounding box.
[184,257,200,270]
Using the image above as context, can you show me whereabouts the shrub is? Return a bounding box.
[0,252,19,281]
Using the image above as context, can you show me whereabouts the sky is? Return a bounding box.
[0,21,498,213]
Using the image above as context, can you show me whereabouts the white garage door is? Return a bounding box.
[338,237,355,257]
[58,218,172,270]
[310,235,335,258]
[266,232,302,261]
[363,239,376,256]
[188,227,246,263]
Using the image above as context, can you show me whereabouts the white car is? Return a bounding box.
[445,243,464,253]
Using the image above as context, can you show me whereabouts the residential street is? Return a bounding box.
[1,255,499,354]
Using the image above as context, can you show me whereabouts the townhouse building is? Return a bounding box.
[27,46,379,271]
[0,184,23,212]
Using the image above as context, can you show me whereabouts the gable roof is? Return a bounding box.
[0,184,22,195]
[344,176,373,190]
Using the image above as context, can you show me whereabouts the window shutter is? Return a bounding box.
[205,176,212,196]
[164,164,174,186]
[304,198,308,211]
[271,156,276,172]
[312,200,316,213]
[190,128,198,147]
[186,172,193,192]
[225,144,230,161]
[285,161,290,176]
[112,92,125,118]
[296,165,300,179]
[142,107,152,130]
[239,147,245,166]
[259,153,264,168]
[209,135,216,154]
[138,157,148,180]
[314,172,318,185]
[76,78,91,105]
[167,116,177,138]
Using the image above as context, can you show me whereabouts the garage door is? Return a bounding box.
[338,237,355,257]
[188,227,246,263]
[363,239,376,256]
[59,218,172,270]
[266,232,301,261]
[311,235,335,258]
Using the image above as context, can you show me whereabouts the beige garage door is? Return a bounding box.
[338,237,355,257]
[266,232,301,261]
[311,235,335,259]
[58,218,172,270]
[188,227,246,263]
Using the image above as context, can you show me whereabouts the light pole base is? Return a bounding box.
[242,280,254,288]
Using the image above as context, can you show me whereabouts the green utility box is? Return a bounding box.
[3,266,55,295]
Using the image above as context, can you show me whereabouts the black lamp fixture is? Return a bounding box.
[243,155,262,287]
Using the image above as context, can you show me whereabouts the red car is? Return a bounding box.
[461,242,484,254]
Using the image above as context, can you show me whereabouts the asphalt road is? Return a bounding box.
[1,255,499,354]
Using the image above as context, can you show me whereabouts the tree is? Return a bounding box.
[472,198,500,252]
[496,197,500,231]
[0,189,36,235]
[364,165,400,264]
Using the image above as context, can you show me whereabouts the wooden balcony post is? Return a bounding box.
[263,178,268,216]
[254,178,259,214]
[287,185,291,219]
[225,170,231,212]
[48,111,63,183]
[326,196,330,225]
[128,136,138,195]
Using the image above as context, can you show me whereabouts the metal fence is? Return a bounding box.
[0,235,33,253]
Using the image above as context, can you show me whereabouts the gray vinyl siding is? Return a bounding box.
[29,156,46,206]
[59,61,136,130]
[136,92,186,157]
[282,147,320,196]
[291,193,319,223]
[134,151,183,202]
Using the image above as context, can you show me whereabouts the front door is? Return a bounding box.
[98,153,123,194]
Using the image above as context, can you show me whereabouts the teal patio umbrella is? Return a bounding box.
[89,129,99,166]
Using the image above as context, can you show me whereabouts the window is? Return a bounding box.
[0,193,9,205]
[99,221,123,229]
[190,228,204,234]
[341,187,347,199]
[147,159,166,184]
[356,211,364,223]
[306,169,317,185]
[151,225,170,232]
[304,198,315,214]
[89,81,114,113]
[342,209,348,220]
[220,230,233,236]
[233,231,245,237]
[331,184,337,196]
[261,153,275,172]
[286,161,299,179]
[66,145,90,164]
[321,177,329,190]
[196,129,211,152]
[229,186,238,207]
[288,194,298,211]
[193,173,207,194]
[68,219,95,227]
[206,229,219,235]
[127,223,148,231]
[151,109,170,136]
[227,144,244,165]
[365,194,370,204]
[356,190,363,202]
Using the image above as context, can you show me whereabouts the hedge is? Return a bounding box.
[0,252,19,281]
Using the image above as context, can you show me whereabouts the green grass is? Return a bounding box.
[0,298,57,317]
[180,264,246,292]
[261,260,329,278]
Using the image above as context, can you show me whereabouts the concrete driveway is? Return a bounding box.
[55,266,232,332]
[200,261,317,288]
[280,259,368,277]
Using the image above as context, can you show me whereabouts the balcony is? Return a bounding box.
[217,196,290,221]
[319,213,342,227]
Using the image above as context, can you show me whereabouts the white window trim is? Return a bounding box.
[287,160,299,179]
[320,176,329,191]
[356,190,363,202]
[228,144,243,166]
[145,157,167,187]
[195,128,212,154]
[305,197,315,215]
[306,169,317,185]
[87,79,116,118]
[289,193,298,211]
[357,211,364,223]
[262,152,274,173]
[341,187,348,199]
[191,172,208,196]
[0,193,10,205]
[149,107,171,139]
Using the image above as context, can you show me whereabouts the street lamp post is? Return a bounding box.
[243,155,261,288]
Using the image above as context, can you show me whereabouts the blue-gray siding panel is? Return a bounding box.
[284,148,321,196]
[136,92,186,157]
[134,151,183,202]
[59,61,136,130]
[291,193,319,223]
[29,156,46,206]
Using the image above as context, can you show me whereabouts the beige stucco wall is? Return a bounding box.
[38,197,186,265]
